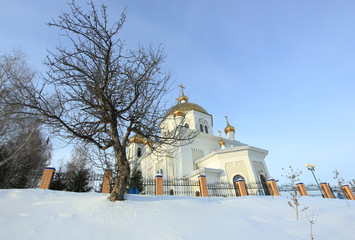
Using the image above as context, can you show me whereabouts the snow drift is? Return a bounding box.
[0,189,354,240]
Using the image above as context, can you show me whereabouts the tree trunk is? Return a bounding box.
[109,150,130,201]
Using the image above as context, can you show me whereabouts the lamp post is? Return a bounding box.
[305,163,325,198]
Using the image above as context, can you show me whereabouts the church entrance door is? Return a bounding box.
[233,175,245,197]
[260,175,270,195]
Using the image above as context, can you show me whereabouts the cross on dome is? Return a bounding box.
[179,84,185,96]
[225,116,230,126]
[218,130,225,147]
[178,84,188,103]
[224,116,235,135]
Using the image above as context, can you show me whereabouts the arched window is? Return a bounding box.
[184,123,189,128]
[204,125,208,133]
[137,148,142,157]
[199,124,203,132]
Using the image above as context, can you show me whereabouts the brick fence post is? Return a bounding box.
[267,178,280,196]
[198,175,208,197]
[320,182,335,198]
[101,170,112,193]
[39,166,55,189]
[296,182,308,196]
[341,185,355,200]
[155,174,163,195]
[235,179,248,197]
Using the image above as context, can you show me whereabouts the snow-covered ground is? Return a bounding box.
[0,189,354,240]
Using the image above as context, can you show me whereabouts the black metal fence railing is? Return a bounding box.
[141,179,201,196]
[34,169,354,199]
[141,179,272,197]
[207,182,235,197]
[141,179,354,198]
[141,178,155,195]
[88,173,105,192]
[163,179,200,196]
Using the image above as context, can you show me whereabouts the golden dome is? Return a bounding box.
[129,135,144,144]
[179,95,188,103]
[218,131,225,146]
[224,116,235,134]
[173,110,185,118]
[166,102,209,117]
[224,125,235,134]
[144,138,154,146]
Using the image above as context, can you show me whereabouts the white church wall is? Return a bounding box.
[179,145,194,177]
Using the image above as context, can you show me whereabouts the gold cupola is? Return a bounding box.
[178,84,189,103]
[224,116,235,135]
[173,110,185,118]
[218,130,226,147]
[144,138,154,147]
[129,134,145,144]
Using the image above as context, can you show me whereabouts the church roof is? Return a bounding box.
[165,102,209,117]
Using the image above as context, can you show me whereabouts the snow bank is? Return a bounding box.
[0,189,354,240]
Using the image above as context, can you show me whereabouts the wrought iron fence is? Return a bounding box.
[163,179,200,196]
[141,179,155,195]
[141,179,200,196]
[141,179,274,197]
[35,167,354,199]
[88,173,105,192]
[207,182,235,197]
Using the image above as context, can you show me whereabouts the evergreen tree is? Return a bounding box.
[49,167,67,191]
[65,144,92,192]
[128,168,144,193]
[66,168,91,192]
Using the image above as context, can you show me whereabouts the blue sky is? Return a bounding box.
[1,0,355,184]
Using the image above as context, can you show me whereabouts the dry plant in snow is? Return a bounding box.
[282,166,308,220]
[305,209,318,240]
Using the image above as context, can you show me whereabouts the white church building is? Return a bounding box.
[127,86,272,195]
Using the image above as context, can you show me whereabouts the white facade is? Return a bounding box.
[128,89,271,192]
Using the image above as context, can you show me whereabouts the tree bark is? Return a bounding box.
[109,150,130,201]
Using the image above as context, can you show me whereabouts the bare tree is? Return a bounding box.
[5,1,196,200]
[0,51,51,188]
[0,123,51,188]
[0,50,36,143]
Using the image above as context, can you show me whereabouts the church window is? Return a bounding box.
[199,124,203,132]
[137,148,142,157]
[204,125,208,133]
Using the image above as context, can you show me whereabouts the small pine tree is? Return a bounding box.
[66,168,91,192]
[128,168,144,193]
[49,167,67,191]
[65,144,92,192]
